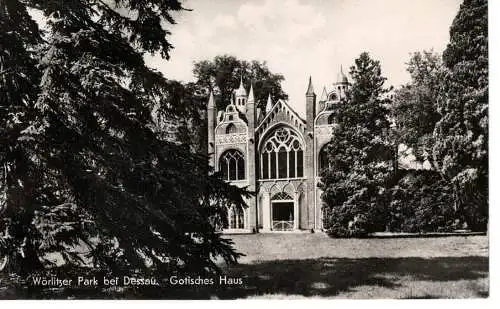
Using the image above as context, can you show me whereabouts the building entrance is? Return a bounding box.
[272,201,294,231]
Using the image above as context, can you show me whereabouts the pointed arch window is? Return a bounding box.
[228,205,245,229]
[318,143,333,175]
[226,123,237,134]
[219,149,245,181]
[259,127,304,180]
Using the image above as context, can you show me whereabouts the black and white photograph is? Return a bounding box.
[0,0,490,301]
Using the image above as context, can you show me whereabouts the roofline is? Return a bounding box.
[255,99,306,132]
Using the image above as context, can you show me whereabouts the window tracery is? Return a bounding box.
[219,149,245,181]
[228,205,244,229]
[260,127,304,179]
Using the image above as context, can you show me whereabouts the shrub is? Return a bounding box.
[388,170,456,233]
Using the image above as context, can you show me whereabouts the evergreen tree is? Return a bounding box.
[0,0,249,296]
[433,0,488,230]
[0,0,44,275]
[319,52,393,237]
[193,55,288,111]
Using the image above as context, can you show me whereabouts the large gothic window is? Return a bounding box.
[260,127,304,180]
[219,149,245,181]
[318,143,332,175]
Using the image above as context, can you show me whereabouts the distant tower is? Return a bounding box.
[235,76,247,113]
[207,90,216,167]
[334,65,349,100]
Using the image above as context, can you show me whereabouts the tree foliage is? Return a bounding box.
[433,0,488,230]
[391,50,443,164]
[193,55,288,111]
[0,0,250,295]
[320,52,394,237]
[388,170,455,233]
[321,0,488,237]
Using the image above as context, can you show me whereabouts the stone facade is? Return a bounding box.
[207,71,350,232]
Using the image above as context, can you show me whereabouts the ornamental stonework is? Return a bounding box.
[215,133,247,145]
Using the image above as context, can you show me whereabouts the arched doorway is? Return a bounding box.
[271,192,294,231]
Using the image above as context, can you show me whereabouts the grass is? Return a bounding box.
[211,233,489,299]
[0,233,488,299]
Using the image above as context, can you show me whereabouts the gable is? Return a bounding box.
[256,99,306,138]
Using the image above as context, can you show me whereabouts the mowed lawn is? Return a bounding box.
[215,233,488,299]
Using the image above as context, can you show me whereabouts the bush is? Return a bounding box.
[388,170,456,233]
[322,169,472,237]
[323,200,387,238]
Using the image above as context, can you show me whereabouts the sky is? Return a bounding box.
[145,0,462,117]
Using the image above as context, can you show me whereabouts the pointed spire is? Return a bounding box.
[235,75,247,96]
[306,76,315,95]
[337,65,348,84]
[248,83,255,103]
[319,86,328,101]
[208,90,215,108]
[266,93,273,113]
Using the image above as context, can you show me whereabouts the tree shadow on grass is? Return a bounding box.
[211,256,488,299]
[1,256,488,299]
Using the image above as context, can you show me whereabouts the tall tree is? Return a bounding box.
[193,55,288,111]
[319,52,393,237]
[392,50,443,166]
[0,0,249,296]
[433,0,488,230]
[0,0,44,275]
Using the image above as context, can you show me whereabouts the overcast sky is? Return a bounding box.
[145,0,462,116]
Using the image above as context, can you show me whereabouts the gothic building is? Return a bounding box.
[207,69,350,232]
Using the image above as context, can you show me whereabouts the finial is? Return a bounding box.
[266,93,273,113]
[337,66,349,84]
[319,86,328,101]
[235,74,247,97]
[248,83,255,102]
[208,90,215,108]
[306,76,315,95]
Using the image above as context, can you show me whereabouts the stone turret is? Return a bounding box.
[235,76,247,113]
[334,65,349,100]
[207,90,216,167]
[246,83,257,231]
[305,76,316,229]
